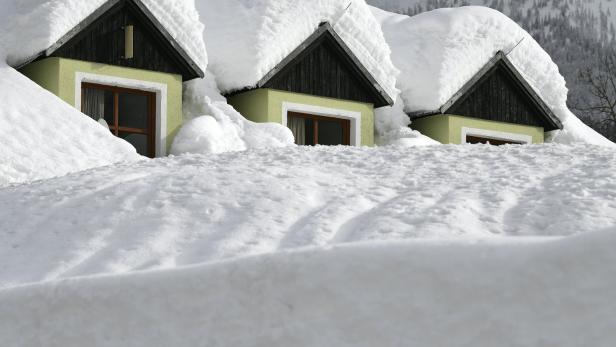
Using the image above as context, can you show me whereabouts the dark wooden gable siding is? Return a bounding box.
[50,0,196,80]
[447,62,553,129]
[261,32,383,106]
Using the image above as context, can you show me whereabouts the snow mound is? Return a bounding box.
[371,6,615,147]
[171,73,294,155]
[0,0,207,70]
[1,230,615,346]
[0,64,140,186]
[374,96,439,146]
[198,0,398,99]
[2,144,616,287]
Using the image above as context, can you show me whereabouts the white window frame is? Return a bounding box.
[75,72,168,157]
[282,102,362,146]
[461,127,532,145]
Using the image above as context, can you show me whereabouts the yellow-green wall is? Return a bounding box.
[228,88,375,146]
[19,58,61,94]
[411,114,545,144]
[20,57,183,152]
[227,89,270,123]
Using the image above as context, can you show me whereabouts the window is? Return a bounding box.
[461,127,532,146]
[287,111,350,146]
[466,135,525,146]
[82,83,156,157]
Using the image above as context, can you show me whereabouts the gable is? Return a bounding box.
[41,0,202,81]
[443,55,562,131]
[258,24,393,108]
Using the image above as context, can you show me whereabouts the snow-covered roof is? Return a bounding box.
[197,0,399,100]
[0,0,207,71]
[372,6,615,146]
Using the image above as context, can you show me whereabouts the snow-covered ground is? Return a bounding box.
[1,220,615,346]
[2,144,615,289]
[1,2,616,344]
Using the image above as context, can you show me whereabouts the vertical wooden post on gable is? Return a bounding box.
[124,25,134,59]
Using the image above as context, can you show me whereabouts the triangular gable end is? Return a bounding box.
[22,0,203,81]
[440,51,562,131]
[256,23,394,108]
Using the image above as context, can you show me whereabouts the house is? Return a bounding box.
[372,6,567,146]
[198,0,399,147]
[409,52,563,145]
[15,0,205,158]
[226,23,394,147]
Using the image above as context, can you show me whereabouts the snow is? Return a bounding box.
[0,63,140,186]
[197,0,399,100]
[1,144,616,287]
[371,6,615,147]
[1,230,615,346]
[0,4,615,343]
[374,96,440,146]
[171,73,294,155]
[0,0,207,70]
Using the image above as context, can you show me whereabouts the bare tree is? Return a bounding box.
[574,52,616,140]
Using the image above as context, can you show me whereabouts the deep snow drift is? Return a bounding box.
[371,6,615,147]
[0,64,140,186]
[171,73,294,155]
[1,144,615,287]
[2,230,615,346]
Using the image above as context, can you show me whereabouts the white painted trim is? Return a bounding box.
[461,127,532,145]
[281,102,362,146]
[75,72,168,157]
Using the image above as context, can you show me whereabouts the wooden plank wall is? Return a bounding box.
[52,6,182,77]
[449,65,550,128]
[264,37,376,105]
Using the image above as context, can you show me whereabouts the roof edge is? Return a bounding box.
[256,22,395,107]
[15,0,204,80]
[407,110,442,119]
[439,51,563,131]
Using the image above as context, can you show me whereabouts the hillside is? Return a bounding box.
[368,0,616,141]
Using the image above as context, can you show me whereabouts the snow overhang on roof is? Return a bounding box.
[254,22,394,108]
[3,0,207,79]
[372,6,569,131]
[198,0,399,103]
[408,52,563,131]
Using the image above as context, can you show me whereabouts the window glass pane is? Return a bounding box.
[120,132,149,156]
[104,91,114,125]
[317,120,344,145]
[118,92,149,129]
[288,116,307,145]
[82,88,113,123]
[305,119,315,146]
[466,135,523,146]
